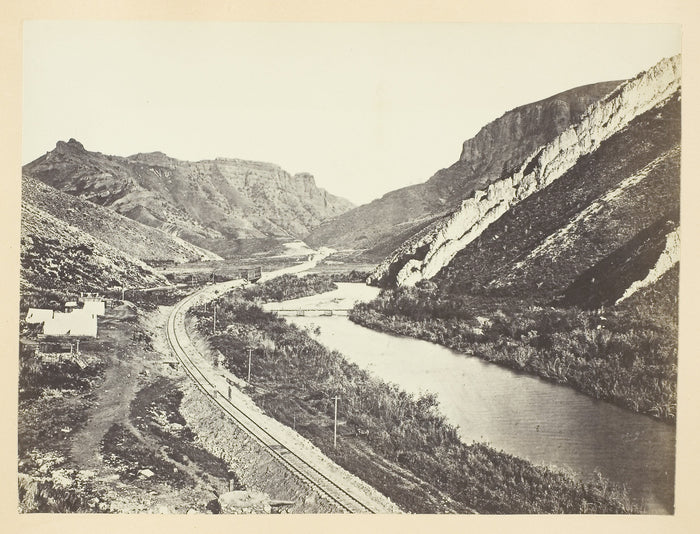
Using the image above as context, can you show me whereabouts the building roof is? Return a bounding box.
[26,308,54,324]
[43,311,97,337]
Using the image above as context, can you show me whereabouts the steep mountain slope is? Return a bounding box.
[350,56,680,422]
[21,202,167,293]
[434,92,680,303]
[23,142,354,256]
[22,175,220,265]
[370,56,680,289]
[305,81,621,258]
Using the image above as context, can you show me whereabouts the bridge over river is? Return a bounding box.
[267,308,352,317]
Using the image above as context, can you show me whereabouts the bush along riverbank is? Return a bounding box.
[241,273,337,303]
[349,279,677,423]
[189,295,639,513]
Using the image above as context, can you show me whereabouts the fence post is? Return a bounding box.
[333,395,339,448]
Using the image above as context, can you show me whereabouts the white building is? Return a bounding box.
[81,293,105,316]
[42,309,97,338]
[25,308,55,324]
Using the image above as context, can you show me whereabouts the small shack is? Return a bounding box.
[239,267,262,283]
[81,293,105,316]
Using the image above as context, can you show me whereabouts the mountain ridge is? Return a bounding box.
[305,80,622,258]
[23,141,355,257]
[369,55,680,288]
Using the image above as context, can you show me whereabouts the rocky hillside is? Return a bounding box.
[351,56,680,424]
[370,55,680,297]
[21,202,168,293]
[22,175,220,265]
[305,80,621,259]
[23,142,354,257]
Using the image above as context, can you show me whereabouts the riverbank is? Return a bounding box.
[189,293,639,513]
[349,281,677,423]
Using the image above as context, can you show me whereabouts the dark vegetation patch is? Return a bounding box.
[130,378,233,483]
[20,289,76,313]
[101,376,235,490]
[18,475,102,513]
[118,286,198,309]
[100,423,191,488]
[329,270,371,283]
[18,395,92,461]
[190,297,637,513]
[18,340,103,463]
[350,278,677,421]
[241,273,337,303]
[18,345,104,401]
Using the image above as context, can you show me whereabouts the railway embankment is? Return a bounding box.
[188,289,639,514]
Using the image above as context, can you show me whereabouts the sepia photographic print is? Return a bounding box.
[11,7,692,526]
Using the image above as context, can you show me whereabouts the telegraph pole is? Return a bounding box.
[76,339,80,356]
[333,395,340,448]
[247,347,252,383]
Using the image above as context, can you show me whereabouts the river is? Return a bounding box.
[263,283,676,513]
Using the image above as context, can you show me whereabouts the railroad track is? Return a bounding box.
[166,284,382,513]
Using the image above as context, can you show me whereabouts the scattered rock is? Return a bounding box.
[218,490,271,514]
[138,468,155,479]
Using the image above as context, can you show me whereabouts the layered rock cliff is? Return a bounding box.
[305,81,620,258]
[369,55,681,287]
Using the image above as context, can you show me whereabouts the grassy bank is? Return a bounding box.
[349,274,677,422]
[241,273,338,303]
[190,295,638,513]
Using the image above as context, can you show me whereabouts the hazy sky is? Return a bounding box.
[23,22,680,205]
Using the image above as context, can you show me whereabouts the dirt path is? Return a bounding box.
[70,353,140,469]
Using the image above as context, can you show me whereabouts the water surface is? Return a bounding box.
[264,283,676,513]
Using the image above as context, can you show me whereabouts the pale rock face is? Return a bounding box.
[369,55,681,287]
[616,227,680,305]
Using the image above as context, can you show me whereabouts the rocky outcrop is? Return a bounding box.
[305,80,620,258]
[20,202,168,292]
[616,227,680,305]
[23,144,354,251]
[369,55,681,287]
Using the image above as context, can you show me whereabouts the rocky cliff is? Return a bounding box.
[305,81,620,258]
[23,143,354,257]
[369,55,681,287]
